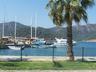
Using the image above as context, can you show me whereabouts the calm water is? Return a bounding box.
[0,42,96,56]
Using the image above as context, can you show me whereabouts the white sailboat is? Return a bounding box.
[31,14,46,47]
[8,17,21,50]
[8,46,21,50]
[30,14,56,48]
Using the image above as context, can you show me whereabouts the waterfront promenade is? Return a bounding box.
[0,56,96,61]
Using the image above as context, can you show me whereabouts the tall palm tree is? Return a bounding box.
[46,0,94,61]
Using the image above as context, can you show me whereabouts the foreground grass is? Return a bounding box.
[0,61,96,70]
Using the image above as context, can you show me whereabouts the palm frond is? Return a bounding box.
[81,0,95,9]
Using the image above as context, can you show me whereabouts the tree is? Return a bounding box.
[46,0,94,61]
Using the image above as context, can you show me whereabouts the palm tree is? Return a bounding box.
[46,0,94,61]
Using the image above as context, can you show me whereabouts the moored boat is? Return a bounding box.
[54,38,76,47]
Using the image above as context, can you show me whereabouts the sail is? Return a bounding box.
[8,46,21,50]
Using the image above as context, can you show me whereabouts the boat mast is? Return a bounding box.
[2,17,5,38]
[31,17,33,39]
[2,0,6,38]
[35,13,37,39]
[14,17,16,41]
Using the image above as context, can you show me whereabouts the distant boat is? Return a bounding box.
[31,40,56,48]
[31,38,46,45]
[54,38,76,47]
[8,46,21,50]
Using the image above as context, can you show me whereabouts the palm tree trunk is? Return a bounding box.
[67,21,74,61]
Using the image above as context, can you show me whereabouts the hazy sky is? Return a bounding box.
[0,0,96,28]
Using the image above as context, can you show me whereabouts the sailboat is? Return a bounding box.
[31,14,47,47]
[30,14,56,48]
[8,17,21,50]
[8,46,21,50]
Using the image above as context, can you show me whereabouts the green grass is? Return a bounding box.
[0,61,96,70]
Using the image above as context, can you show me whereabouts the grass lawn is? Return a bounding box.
[0,61,96,70]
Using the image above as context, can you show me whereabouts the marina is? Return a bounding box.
[0,0,96,71]
[0,42,96,56]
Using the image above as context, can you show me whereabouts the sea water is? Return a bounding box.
[0,42,96,56]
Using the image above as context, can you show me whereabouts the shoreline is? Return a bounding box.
[0,56,96,61]
[85,39,96,42]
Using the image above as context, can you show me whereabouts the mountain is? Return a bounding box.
[0,21,96,41]
[0,21,30,37]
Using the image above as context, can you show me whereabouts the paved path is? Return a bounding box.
[0,70,96,72]
[0,56,96,61]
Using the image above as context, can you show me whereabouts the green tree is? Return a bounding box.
[46,0,94,61]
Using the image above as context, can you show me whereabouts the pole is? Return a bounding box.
[30,16,33,39]
[20,47,22,61]
[52,47,55,62]
[14,17,16,41]
[82,47,84,61]
[2,0,7,38]
[31,20,32,39]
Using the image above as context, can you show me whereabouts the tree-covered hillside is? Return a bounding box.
[0,22,96,41]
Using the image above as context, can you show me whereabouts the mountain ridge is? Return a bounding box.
[0,21,96,41]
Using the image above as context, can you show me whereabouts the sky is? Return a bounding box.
[0,0,96,28]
